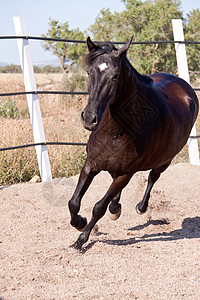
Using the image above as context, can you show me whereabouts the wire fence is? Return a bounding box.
[0,35,200,152]
[1,35,200,45]
[0,142,87,152]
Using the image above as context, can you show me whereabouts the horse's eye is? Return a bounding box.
[86,68,90,75]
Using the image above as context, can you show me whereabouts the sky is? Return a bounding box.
[0,0,199,64]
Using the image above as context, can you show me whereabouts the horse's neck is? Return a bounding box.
[109,61,156,141]
[118,61,141,101]
[109,61,141,115]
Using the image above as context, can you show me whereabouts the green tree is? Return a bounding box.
[88,0,183,75]
[42,18,86,73]
[88,8,118,41]
[184,9,200,81]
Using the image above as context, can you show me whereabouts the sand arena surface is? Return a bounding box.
[1,163,200,299]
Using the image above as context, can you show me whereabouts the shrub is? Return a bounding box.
[63,72,88,93]
[0,145,86,185]
[0,98,29,119]
[0,147,39,184]
[0,64,22,73]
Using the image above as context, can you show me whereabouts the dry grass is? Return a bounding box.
[0,73,89,184]
[0,73,200,184]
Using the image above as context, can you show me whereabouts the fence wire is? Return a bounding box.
[0,35,200,152]
[1,35,200,45]
[0,142,87,152]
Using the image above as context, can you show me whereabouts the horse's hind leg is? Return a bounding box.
[68,159,98,231]
[136,162,171,214]
[108,192,122,220]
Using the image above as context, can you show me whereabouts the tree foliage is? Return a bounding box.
[88,0,200,80]
[42,18,86,73]
[89,0,183,75]
[184,9,200,80]
[42,2,200,79]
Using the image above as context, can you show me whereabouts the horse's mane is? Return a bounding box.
[84,41,153,86]
[122,58,153,87]
[132,65,153,86]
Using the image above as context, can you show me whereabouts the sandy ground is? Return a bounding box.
[0,163,200,300]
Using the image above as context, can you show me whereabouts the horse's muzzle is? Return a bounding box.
[81,110,98,131]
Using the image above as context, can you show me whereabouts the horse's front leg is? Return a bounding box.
[71,173,131,250]
[68,159,98,231]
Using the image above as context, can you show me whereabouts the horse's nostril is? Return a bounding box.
[81,110,98,130]
[81,111,85,122]
[92,114,97,125]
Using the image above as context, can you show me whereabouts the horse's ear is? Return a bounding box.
[87,36,100,52]
[115,36,133,59]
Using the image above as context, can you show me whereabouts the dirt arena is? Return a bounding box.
[1,163,200,299]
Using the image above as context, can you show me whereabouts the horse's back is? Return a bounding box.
[150,73,199,124]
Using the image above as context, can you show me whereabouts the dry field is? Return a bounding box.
[0,73,89,183]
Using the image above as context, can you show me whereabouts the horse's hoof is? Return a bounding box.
[69,243,82,253]
[108,206,122,220]
[135,203,146,215]
[71,215,87,232]
[69,241,83,251]
[77,216,87,232]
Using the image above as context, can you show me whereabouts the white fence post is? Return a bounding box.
[172,19,200,166]
[13,16,52,181]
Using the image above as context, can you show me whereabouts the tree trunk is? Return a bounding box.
[59,55,75,74]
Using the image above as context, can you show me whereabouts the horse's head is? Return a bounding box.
[81,36,133,131]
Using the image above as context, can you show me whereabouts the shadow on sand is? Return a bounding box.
[82,216,200,252]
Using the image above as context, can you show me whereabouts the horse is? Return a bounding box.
[68,36,199,250]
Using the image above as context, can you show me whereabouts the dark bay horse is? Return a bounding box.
[68,36,199,250]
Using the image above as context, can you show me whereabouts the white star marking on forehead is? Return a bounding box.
[98,62,108,72]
